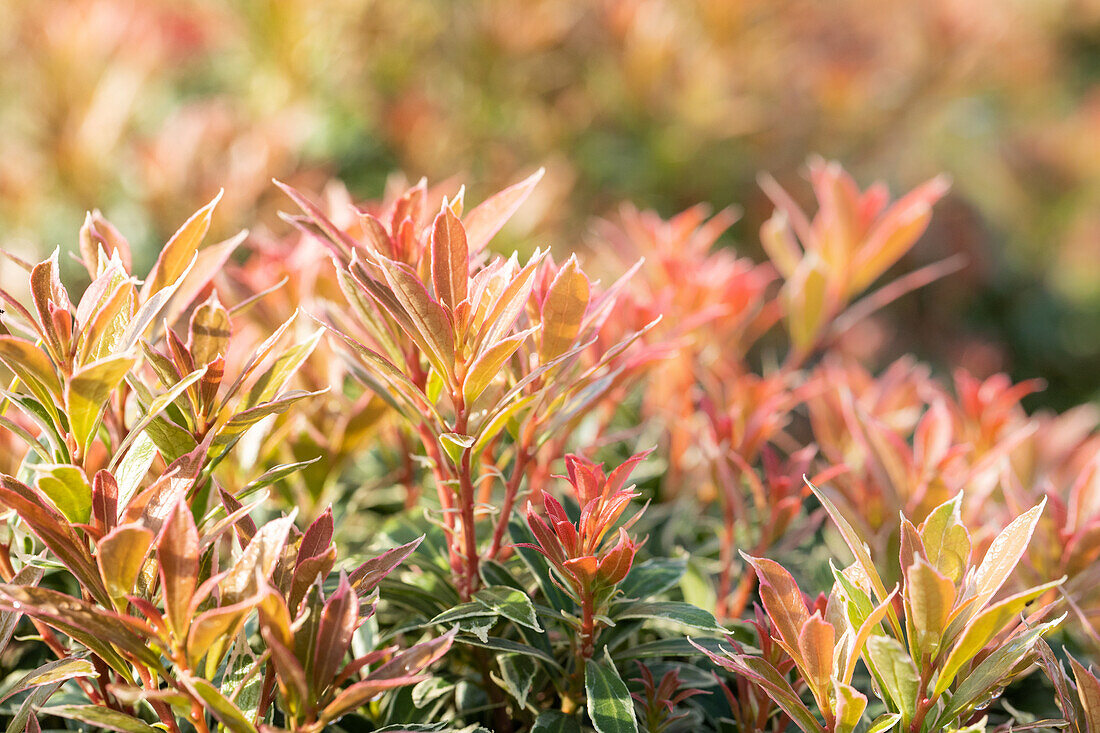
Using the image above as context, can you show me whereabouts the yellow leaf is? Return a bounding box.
[65,355,136,455]
[141,190,222,300]
[539,255,589,364]
[934,577,1063,697]
[96,524,155,611]
[905,557,955,658]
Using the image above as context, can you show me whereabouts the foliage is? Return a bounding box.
[0,159,1095,733]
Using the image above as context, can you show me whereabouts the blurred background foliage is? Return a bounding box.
[2,0,1100,410]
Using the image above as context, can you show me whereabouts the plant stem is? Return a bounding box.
[909,664,935,733]
[415,422,460,578]
[486,445,530,560]
[566,591,598,714]
[136,666,181,733]
[457,445,480,600]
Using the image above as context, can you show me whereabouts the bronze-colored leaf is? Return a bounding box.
[431,203,469,311]
[188,292,231,366]
[157,501,199,640]
[742,552,810,659]
[463,168,544,253]
[0,477,110,606]
[310,574,357,694]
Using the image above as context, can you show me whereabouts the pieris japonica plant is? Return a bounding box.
[0,158,1096,733]
[276,172,658,603]
[695,483,1064,733]
[0,201,452,731]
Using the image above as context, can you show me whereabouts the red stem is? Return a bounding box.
[486,444,531,560]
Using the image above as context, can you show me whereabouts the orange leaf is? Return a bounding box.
[539,255,590,364]
[463,168,544,253]
[742,553,810,659]
[431,203,469,311]
[157,501,199,640]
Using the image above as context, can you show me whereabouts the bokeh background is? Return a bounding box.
[2,0,1099,410]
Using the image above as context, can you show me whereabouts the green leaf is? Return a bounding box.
[234,457,321,501]
[211,388,326,456]
[220,635,263,723]
[0,415,51,462]
[33,464,91,524]
[66,354,135,454]
[244,327,324,409]
[510,519,574,613]
[456,634,561,670]
[113,432,158,507]
[440,432,474,469]
[0,336,63,420]
[411,677,454,708]
[831,560,876,628]
[479,559,527,592]
[463,328,534,407]
[833,680,867,733]
[474,585,542,631]
[0,657,97,705]
[935,617,1062,726]
[905,557,955,659]
[181,676,258,733]
[867,713,903,733]
[865,635,918,721]
[473,394,534,456]
[0,477,110,606]
[39,705,158,733]
[6,683,63,733]
[585,652,639,733]
[498,653,536,708]
[919,494,971,584]
[615,636,736,661]
[808,480,902,637]
[141,414,197,464]
[612,601,724,633]
[111,366,207,474]
[617,557,687,601]
[531,711,582,733]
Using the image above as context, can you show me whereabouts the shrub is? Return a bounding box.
[0,160,1095,732]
